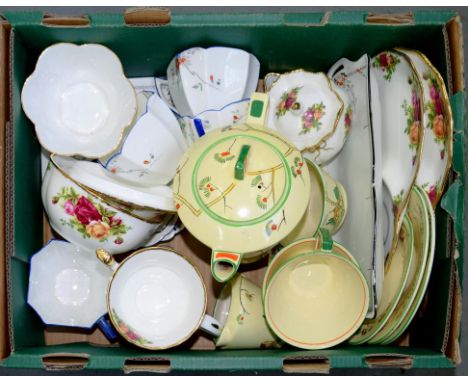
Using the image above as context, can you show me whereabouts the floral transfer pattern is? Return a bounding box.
[325,186,345,228]
[344,105,352,138]
[373,52,401,81]
[53,187,129,244]
[214,139,237,163]
[111,309,152,346]
[275,87,301,117]
[108,152,157,178]
[402,74,422,165]
[300,102,326,135]
[423,70,447,159]
[236,278,255,325]
[421,181,439,208]
[290,157,305,181]
[392,189,404,215]
[265,209,287,236]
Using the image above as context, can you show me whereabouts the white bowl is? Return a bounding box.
[99,94,186,186]
[21,43,137,158]
[167,47,260,117]
[177,98,250,146]
[43,156,175,255]
[28,240,112,328]
[266,70,344,152]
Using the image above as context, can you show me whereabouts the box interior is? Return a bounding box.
[0,10,465,372]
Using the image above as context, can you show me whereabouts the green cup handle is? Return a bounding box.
[246,92,269,127]
[317,228,334,252]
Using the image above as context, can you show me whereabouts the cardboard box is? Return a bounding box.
[0,8,465,373]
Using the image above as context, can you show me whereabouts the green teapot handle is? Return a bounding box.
[246,92,269,127]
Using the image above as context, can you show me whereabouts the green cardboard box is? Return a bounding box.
[0,8,465,373]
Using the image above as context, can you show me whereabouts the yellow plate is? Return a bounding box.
[349,214,414,344]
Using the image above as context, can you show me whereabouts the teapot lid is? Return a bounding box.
[173,93,311,254]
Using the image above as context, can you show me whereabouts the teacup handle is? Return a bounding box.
[96,249,119,272]
[327,57,351,79]
[199,314,222,337]
[96,314,118,342]
[246,92,269,127]
[211,250,243,283]
[317,228,334,252]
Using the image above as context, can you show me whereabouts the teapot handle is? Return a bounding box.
[246,92,269,127]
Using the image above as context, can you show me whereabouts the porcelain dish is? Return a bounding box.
[266,70,344,153]
[167,46,260,117]
[28,240,112,328]
[370,50,424,253]
[395,48,453,209]
[21,43,136,158]
[173,93,311,282]
[349,215,414,344]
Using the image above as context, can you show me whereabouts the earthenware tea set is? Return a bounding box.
[22,43,452,350]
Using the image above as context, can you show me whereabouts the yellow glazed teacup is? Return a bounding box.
[213,275,279,349]
[263,230,369,349]
[280,159,347,247]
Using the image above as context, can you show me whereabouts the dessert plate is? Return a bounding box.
[396,48,453,209]
[21,43,136,158]
[370,50,424,252]
[369,186,430,344]
[324,54,381,318]
[266,70,344,152]
[349,215,414,345]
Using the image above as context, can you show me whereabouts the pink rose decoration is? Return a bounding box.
[74,196,102,225]
[64,200,75,215]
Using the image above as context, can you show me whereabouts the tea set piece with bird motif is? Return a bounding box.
[266,70,344,153]
[173,92,311,283]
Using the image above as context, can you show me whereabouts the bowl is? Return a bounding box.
[167,46,260,117]
[266,70,344,152]
[43,156,175,255]
[21,43,136,158]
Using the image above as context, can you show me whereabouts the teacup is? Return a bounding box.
[213,275,279,349]
[99,93,186,187]
[21,43,136,159]
[263,231,369,349]
[167,46,260,117]
[280,159,347,247]
[97,247,222,350]
[178,99,250,146]
[42,156,175,255]
[28,240,117,341]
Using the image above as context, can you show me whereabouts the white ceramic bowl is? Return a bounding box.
[21,43,137,158]
[266,70,344,152]
[167,46,260,117]
[99,94,186,186]
[28,240,112,328]
[42,156,175,255]
[178,99,250,146]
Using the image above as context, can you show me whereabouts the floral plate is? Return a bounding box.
[266,70,344,152]
[370,50,425,253]
[395,48,453,209]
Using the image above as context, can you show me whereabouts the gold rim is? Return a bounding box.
[21,42,137,159]
[267,69,344,154]
[395,47,454,208]
[384,49,425,255]
[106,246,208,350]
[49,154,172,224]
